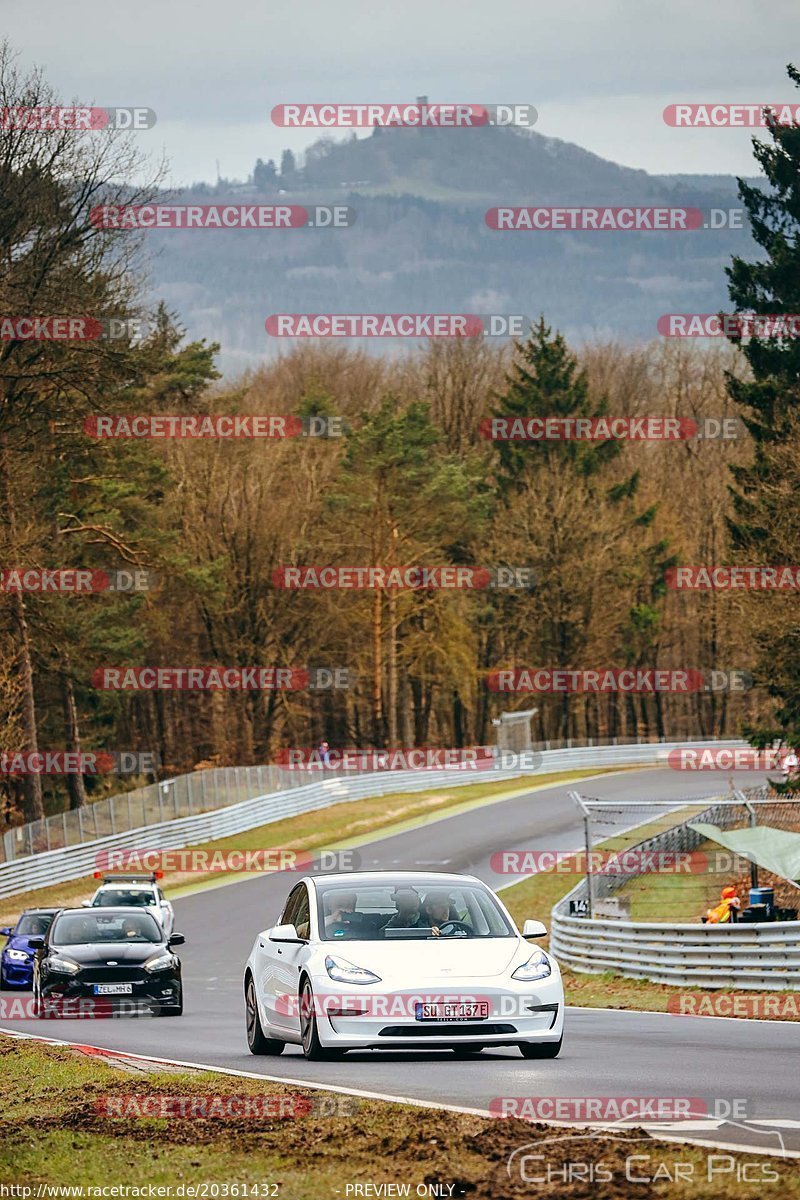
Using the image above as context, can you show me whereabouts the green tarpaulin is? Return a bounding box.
[688,822,800,887]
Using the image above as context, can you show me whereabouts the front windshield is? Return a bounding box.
[16,913,54,937]
[93,889,156,907]
[52,911,162,945]
[316,880,515,941]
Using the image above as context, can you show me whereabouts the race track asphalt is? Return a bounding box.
[4,766,799,1157]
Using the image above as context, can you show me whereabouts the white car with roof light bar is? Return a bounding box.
[243,871,563,1060]
[85,873,174,938]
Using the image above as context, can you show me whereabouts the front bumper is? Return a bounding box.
[1,956,34,989]
[41,970,181,1013]
[309,977,564,1049]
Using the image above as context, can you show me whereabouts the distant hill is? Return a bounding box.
[145,126,763,377]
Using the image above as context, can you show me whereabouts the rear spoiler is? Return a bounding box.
[93,872,163,883]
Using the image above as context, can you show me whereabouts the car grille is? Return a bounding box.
[77,966,146,983]
[378,1023,517,1037]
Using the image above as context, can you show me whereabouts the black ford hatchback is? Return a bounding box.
[31,907,185,1016]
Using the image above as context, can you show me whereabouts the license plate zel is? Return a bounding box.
[93,983,134,995]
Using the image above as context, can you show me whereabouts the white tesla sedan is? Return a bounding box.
[244,871,563,1059]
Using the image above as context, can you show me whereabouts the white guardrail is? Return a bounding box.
[550,786,800,992]
[0,739,743,901]
[549,897,800,991]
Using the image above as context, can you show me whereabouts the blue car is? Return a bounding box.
[0,909,60,989]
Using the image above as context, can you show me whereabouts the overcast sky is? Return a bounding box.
[4,0,799,186]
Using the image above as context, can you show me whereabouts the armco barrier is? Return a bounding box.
[0,739,744,902]
[550,899,800,990]
[551,785,800,991]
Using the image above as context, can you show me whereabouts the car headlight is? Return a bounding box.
[512,949,552,982]
[6,949,30,962]
[144,954,175,974]
[49,957,81,975]
[325,955,381,985]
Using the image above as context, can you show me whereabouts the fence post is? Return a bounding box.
[739,792,759,890]
[77,807,85,842]
[187,773,194,814]
[569,790,593,919]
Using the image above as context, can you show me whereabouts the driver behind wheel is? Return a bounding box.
[421,890,461,936]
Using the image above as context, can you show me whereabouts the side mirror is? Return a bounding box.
[81,900,92,908]
[0,926,12,938]
[269,923,305,944]
[168,933,185,947]
[522,919,548,939]
[28,936,45,950]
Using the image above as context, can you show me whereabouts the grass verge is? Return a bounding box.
[0,1034,796,1199]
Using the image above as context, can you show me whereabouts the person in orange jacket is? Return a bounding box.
[705,885,741,924]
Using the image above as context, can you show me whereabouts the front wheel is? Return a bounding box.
[519,1036,562,1059]
[245,977,285,1055]
[300,981,343,1060]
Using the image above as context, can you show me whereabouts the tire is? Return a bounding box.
[519,1036,562,1059]
[156,1001,183,1016]
[300,980,343,1061]
[245,977,285,1055]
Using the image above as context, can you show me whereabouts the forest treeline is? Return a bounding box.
[2,43,799,824]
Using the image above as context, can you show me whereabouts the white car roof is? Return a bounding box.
[96,883,157,892]
[307,870,483,890]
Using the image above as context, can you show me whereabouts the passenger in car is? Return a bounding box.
[383,887,425,930]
